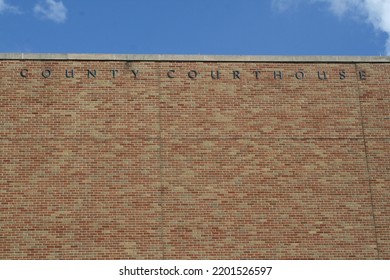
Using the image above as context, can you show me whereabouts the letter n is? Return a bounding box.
[88,69,97,78]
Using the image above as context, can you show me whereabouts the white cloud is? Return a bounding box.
[272,0,295,11]
[34,0,67,23]
[0,0,21,14]
[318,0,363,17]
[272,0,390,55]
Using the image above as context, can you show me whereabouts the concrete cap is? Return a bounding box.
[0,53,390,63]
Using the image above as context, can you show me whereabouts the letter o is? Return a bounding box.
[188,70,198,79]
[20,69,28,78]
[295,71,305,80]
[42,69,52,78]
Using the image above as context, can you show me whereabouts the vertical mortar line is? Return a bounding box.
[156,61,166,259]
[355,63,380,259]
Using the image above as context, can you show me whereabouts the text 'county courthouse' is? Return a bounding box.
[0,54,389,259]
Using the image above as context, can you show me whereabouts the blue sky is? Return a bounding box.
[0,0,389,55]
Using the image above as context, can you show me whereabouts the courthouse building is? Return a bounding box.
[0,53,389,259]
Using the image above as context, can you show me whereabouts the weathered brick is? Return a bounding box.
[0,55,389,259]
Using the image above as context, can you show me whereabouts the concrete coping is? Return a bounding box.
[0,53,390,63]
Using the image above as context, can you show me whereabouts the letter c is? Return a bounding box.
[167,70,175,78]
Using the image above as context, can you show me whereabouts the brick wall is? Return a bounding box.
[0,56,389,259]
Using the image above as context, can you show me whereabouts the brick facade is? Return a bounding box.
[0,55,389,259]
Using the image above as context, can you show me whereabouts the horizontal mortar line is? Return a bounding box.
[165,137,390,141]
[2,136,389,141]
[166,136,367,140]
[0,137,160,142]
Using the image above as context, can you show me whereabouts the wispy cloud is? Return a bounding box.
[272,0,302,12]
[34,0,67,23]
[272,0,390,55]
[0,0,21,14]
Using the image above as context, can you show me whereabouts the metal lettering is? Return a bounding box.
[13,68,372,81]
[66,69,75,78]
[188,70,198,79]
[339,70,346,80]
[274,71,283,80]
[211,70,221,80]
[167,70,175,78]
[295,71,305,80]
[318,71,328,80]
[359,70,366,80]
[112,70,119,78]
[42,69,52,78]
[131,70,140,79]
[88,69,97,78]
[20,69,28,78]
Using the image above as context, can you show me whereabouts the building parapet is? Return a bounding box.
[0,53,390,63]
